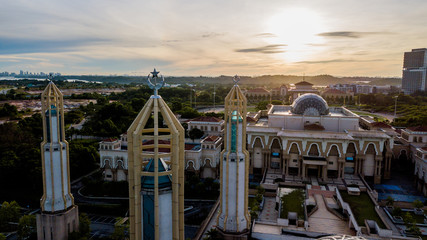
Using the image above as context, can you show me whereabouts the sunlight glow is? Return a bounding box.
[266,8,326,62]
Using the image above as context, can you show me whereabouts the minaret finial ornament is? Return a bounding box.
[147,68,165,97]
[233,74,240,86]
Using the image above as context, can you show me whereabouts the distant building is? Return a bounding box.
[321,88,354,103]
[288,81,319,102]
[244,87,271,102]
[402,48,427,94]
[187,116,225,136]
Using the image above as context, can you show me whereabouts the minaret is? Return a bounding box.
[217,75,250,239]
[36,79,79,240]
[128,69,185,240]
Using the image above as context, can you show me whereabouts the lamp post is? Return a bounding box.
[393,95,399,120]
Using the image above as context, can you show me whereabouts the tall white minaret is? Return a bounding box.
[217,75,250,238]
[36,80,79,240]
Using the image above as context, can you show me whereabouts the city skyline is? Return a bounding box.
[1,0,427,77]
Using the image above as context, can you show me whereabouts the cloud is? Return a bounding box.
[254,33,277,38]
[0,38,109,54]
[235,44,286,54]
[297,59,384,64]
[317,31,389,38]
[201,32,225,38]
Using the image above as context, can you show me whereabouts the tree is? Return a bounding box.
[386,196,394,207]
[413,199,424,209]
[178,106,201,119]
[189,128,204,141]
[17,215,36,240]
[392,207,402,217]
[204,228,221,240]
[0,233,6,240]
[79,213,91,238]
[111,218,128,240]
[0,201,21,230]
[256,101,269,111]
[271,100,283,105]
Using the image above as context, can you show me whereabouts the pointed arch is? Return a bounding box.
[364,143,378,155]
[307,143,321,156]
[288,142,301,154]
[327,144,341,157]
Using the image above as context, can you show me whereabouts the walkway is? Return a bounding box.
[258,197,278,223]
[308,194,354,235]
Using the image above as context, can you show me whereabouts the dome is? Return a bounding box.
[291,93,329,116]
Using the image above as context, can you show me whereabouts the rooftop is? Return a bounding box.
[246,87,270,93]
[295,80,313,86]
[202,135,219,143]
[407,126,427,132]
[188,116,223,123]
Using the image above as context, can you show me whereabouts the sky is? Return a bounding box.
[0,0,426,77]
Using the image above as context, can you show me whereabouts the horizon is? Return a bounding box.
[1,0,426,77]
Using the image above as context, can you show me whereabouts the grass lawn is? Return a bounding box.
[247,106,257,112]
[280,189,305,219]
[340,192,386,228]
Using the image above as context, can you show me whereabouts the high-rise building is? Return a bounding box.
[127,69,185,240]
[36,82,79,240]
[217,76,250,239]
[402,48,427,94]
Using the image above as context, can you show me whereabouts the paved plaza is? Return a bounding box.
[308,194,354,235]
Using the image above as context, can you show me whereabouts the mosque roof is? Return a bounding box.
[291,93,329,116]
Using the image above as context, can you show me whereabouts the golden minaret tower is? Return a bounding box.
[127,69,185,240]
[36,78,79,240]
[217,75,250,239]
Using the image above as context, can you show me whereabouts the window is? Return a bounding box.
[346,157,354,162]
[293,159,298,163]
[106,174,112,178]
[54,148,58,151]
[329,161,333,165]
[272,152,280,157]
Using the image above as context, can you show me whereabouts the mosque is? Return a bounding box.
[247,93,393,184]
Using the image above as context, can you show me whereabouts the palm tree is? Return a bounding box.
[386,196,394,207]
[204,228,221,240]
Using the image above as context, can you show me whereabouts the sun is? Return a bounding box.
[265,8,326,62]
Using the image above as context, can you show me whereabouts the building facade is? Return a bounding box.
[246,94,393,184]
[99,134,128,181]
[187,116,225,136]
[37,82,79,240]
[99,134,222,181]
[402,48,427,94]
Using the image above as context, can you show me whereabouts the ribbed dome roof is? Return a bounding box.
[291,93,329,116]
[141,158,172,189]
